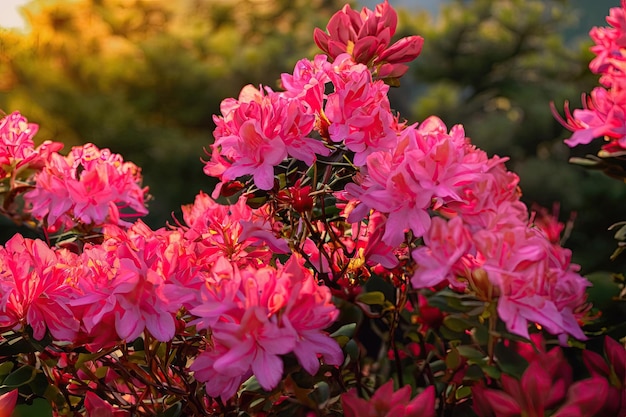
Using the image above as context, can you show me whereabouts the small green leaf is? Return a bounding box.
[331,323,356,339]
[456,346,485,361]
[494,342,528,379]
[1,365,37,388]
[445,348,461,370]
[455,385,472,400]
[356,291,386,306]
[0,362,14,380]
[443,316,473,333]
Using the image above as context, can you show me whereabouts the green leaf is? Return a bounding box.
[331,323,356,339]
[455,385,472,400]
[445,348,461,370]
[456,345,485,361]
[443,316,474,333]
[1,365,37,388]
[355,291,386,306]
[494,342,528,379]
[0,361,14,380]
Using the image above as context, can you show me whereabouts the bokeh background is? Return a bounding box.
[0,0,623,284]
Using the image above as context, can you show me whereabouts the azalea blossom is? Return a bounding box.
[189,255,342,400]
[24,143,148,231]
[313,0,424,78]
[0,111,63,179]
[0,234,79,341]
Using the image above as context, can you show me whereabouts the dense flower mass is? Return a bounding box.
[1,1,625,416]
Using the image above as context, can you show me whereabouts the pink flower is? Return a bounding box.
[25,143,148,231]
[189,255,341,400]
[476,225,589,341]
[472,348,608,417]
[84,391,130,417]
[583,336,626,416]
[0,389,18,417]
[72,228,176,343]
[0,111,63,179]
[325,62,398,165]
[313,1,424,78]
[345,117,480,247]
[0,234,79,341]
[411,216,473,289]
[589,0,626,86]
[210,85,329,190]
[341,380,436,417]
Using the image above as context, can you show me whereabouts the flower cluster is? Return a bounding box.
[554,0,626,153]
[0,1,625,416]
[24,143,149,231]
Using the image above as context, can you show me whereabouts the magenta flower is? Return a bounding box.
[84,391,129,417]
[472,347,608,417]
[313,1,424,78]
[583,336,626,416]
[0,389,18,417]
[341,380,436,417]
[0,234,79,341]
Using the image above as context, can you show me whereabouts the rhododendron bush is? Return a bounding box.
[1,1,625,416]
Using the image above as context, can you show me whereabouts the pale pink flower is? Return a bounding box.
[0,234,79,341]
[313,1,424,78]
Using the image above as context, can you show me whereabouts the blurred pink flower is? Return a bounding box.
[84,391,130,417]
[0,389,18,417]
[583,336,626,416]
[472,347,608,417]
[341,380,435,417]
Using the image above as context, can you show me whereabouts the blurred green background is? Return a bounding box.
[0,0,623,270]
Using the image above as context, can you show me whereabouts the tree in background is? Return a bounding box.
[0,0,347,228]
